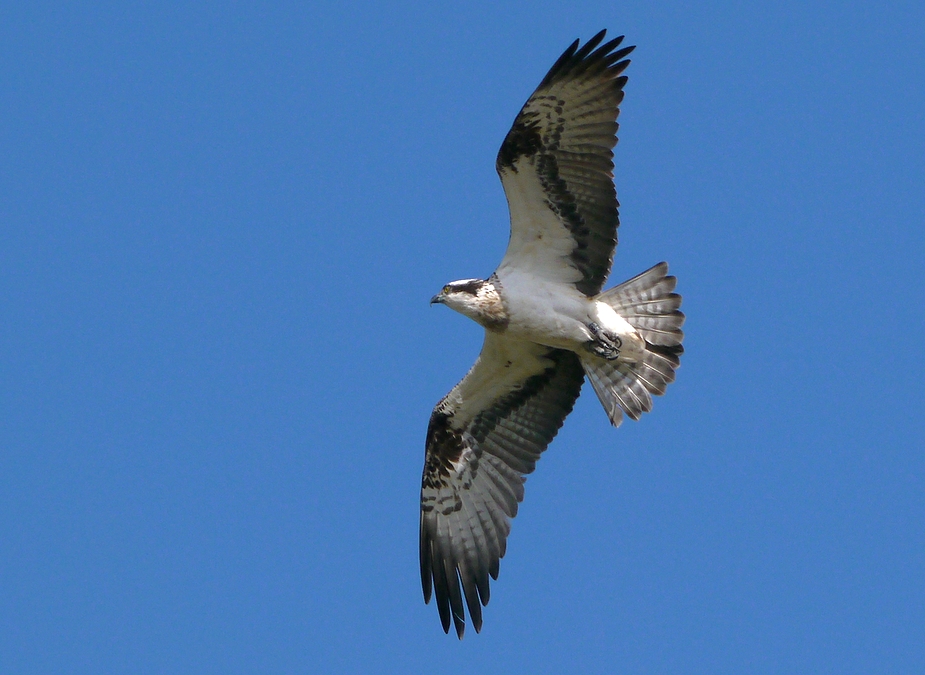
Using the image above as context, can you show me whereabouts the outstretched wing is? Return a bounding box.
[496,30,634,296]
[420,333,585,638]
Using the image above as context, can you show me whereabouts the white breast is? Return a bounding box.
[496,268,593,349]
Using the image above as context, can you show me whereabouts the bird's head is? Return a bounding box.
[431,278,508,329]
[431,279,485,311]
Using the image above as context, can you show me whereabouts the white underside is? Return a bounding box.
[494,267,644,359]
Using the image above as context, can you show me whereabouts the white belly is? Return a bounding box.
[497,270,594,349]
[497,269,644,360]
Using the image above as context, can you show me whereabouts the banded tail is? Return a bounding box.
[582,262,684,426]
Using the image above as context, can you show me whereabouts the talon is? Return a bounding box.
[586,322,622,360]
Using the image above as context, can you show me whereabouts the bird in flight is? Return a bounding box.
[421,30,684,638]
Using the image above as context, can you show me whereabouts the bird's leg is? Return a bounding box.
[586,322,623,360]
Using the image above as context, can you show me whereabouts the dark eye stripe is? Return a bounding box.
[450,280,483,295]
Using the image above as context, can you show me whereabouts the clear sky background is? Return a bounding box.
[2,1,924,673]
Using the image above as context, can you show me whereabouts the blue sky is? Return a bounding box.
[2,1,924,672]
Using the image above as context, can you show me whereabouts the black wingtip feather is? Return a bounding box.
[420,518,433,604]
[603,44,635,68]
[461,569,483,635]
[572,29,608,62]
[443,561,467,638]
[431,541,452,633]
[539,30,635,88]
[594,35,626,60]
[541,37,581,87]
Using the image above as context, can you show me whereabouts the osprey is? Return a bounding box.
[421,30,684,638]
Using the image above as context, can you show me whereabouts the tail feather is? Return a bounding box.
[597,262,684,347]
[583,263,684,426]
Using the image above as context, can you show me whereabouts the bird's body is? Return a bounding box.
[503,270,644,355]
[499,271,591,344]
[421,30,685,638]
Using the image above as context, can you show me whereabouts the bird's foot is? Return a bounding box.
[586,322,622,360]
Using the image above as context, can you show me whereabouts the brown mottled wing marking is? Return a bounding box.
[420,334,585,638]
[496,30,634,296]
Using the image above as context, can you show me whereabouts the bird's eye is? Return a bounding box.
[443,285,451,294]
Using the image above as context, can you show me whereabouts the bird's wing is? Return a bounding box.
[496,30,634,296]
[420,332,585,637]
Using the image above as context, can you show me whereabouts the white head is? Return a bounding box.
[431,278,508,330]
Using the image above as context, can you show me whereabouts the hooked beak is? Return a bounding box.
[430,293,445,305]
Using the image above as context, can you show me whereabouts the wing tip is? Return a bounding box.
[540,30,636,88]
